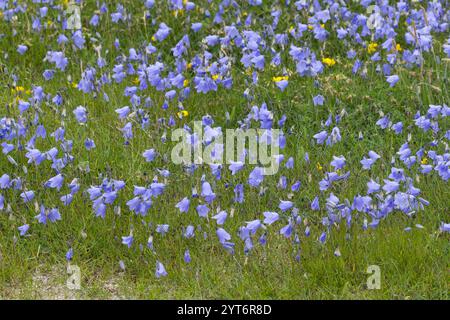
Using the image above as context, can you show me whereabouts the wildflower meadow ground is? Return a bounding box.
[0,0,449,299]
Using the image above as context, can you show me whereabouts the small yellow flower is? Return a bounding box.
[368,42,378,54]
[288,26,294,33]
[316,162,323,171]
[47,20,53,27]
[177,110,189,118]
[187,63,192,70]
[322,58,336,67]
[132,77,140,85]
[12,86,25,94]
[212,74,219,81]
[151,35,156,42]
[242,11,248,17]
[421,157,428,165]
[308,25,314,30]
[396,43,403,52]
[272,76,289,82]
[172,9,184,17]
[71,81,78,88]
[183,79,189,87]
[320,24,325,29]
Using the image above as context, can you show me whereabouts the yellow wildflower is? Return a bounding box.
[151,35,156,42]
[396,43,403,52]
[316,162,323,171]
[322,58,336,67]
[177,110,189,118]
[212,74,219,81]
[272,76,289,82]
[421,157,428,165]
[368,42,378,54]
[132,77,140,85]
[187,63,192,70]
[183,79,189,87]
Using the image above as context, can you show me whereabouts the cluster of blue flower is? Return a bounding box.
[0,0,449,278]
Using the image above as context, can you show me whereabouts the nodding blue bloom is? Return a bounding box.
[313,94,325,106]
[184,225,195,239]
[285,157,294,169]
[143,149,157,162]
[201,181,216,203]
[382,180,400,193]
[121,122,133,140]
[43,69,55,80]
[155,261,168,278]
[246,220,262,234]
[47,51,68,70]
[73,106,87,124]
[70,29,84,47]
[440,223,450,233]
[0,174,11,189]
[18,100,31,114]
[122,234,134,248]
[311,196,320,210]
[319,232,327,244]
[20,190,35,203]
[275,79,288,91]
[17,45,28,55]
[313,130,328,144]
[66,248,73,261]
[196,204,209,218]
[279,223,293,238]
[184,249,191,263]
[35,206,61,224]
[60,194,74,206]
[212,210,227,225]
[191,22,202,32]
[291,180,301,192]
[156,224,170,235]
[367,180,380,194]
[45,174,64,191]
[392,122,403,134]
[176,197,190,213]
[154,23,171,42]
[330,155,346,170]
[376,115,390,129]
[18,224,30,236]
[84,138,96,150]
[248,167,264,187]
[234,184,244,203]
[1,142,14,154]
[229,161,244,175]
[386,75,399,87]
[216,228,231,243]
[278,200,293,212]
[263,211,279,225]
